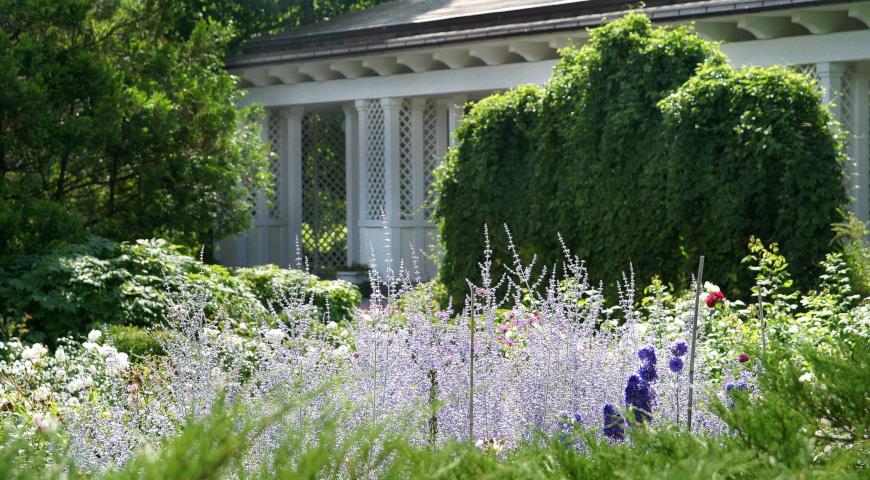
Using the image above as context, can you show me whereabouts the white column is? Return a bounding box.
[851,66,870,223]
[381,97,403,268]
[354,100,370,228]
[447,94,468,148]
[343,104,360,266]
[411,98,426,221]
[255,113,270,265]
[281,106,304,267]
[817,62,846,120]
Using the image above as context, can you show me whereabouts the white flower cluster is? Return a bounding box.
[0,329,132,438]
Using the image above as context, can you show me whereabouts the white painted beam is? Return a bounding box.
[298,63,341,81]
[508,41,555,62]
[433,49,477,69]
[469,45,512,66]
[330,60,369,79]
[266,65,308,84]
[243,67,280,87]
[362,57,406,76]
[848,4,870,27]
[737,16,793,39]
[238,60,557,108]
[721,29,870,68]
[396,53,438,72]
[791,11,849,34]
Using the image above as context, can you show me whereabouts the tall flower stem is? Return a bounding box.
[686,256,704,432]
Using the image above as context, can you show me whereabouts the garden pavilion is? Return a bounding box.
[216,0,870,279]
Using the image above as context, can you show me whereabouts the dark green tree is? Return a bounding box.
[0,0,390,256]
[0,0,271,255]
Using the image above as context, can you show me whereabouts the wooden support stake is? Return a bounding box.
[686,256,704,432]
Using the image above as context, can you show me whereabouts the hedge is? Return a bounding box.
[433,13,846,301]
[0,237,361,343]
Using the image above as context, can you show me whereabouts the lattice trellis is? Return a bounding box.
[267,110,282,219]
[422,100,439,218]
[301,111,347,274]
[792,64,820,85]
[365,100,386,220]
[840,65,856,148]
[399,100,415,220]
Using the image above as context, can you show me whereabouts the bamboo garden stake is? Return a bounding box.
[686,256,704,432]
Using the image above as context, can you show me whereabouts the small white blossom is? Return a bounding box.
[21,343,47,360]
[33,387,50,401]
[87,329,102,342]
[264,328,285,344]
[799,372,814,383]
[54,346,67,362]
[326,321,338,330]
[332,345,349,357]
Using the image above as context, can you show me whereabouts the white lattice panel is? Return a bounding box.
[365,100,386,220]
[422,100,439,218]
[267,111,282,219]
[793,64,819,85]
[399,100,414,220]
[841,65,856,142]
[301,111,347,273]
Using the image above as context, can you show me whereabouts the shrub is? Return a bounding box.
[434,13,846,302]
[107,325,165,358]
[659,64,846,292]
[0,237,360,343]
[235,265,361,324]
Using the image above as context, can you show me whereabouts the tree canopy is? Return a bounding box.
[0,0,388,256]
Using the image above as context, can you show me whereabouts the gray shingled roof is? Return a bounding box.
[229,0,845,67]
[276,0,589,38]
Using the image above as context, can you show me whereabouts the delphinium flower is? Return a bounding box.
[624,374,655,424]
[602,404,625,441]
[670,341,688,358]
[637,345,658,382]
[668,357,684,373]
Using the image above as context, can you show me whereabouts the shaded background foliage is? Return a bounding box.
[0,0,390,258]
[434,14,846,302]
[0,236,360,344]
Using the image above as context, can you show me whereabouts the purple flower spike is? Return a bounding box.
[624,374,655,424]
[670,341,688,357]
[639,360,659,382]
[637,346,657,365]
[668,357,684,373]
[602,404,625,441]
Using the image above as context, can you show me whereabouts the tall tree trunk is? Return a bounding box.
[108,155,118,214]
[55,150,70,200]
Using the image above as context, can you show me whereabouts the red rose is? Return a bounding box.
[738,353,750,363]
[705,291,725,308]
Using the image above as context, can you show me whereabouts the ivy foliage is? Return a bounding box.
[0,237,361,344]
[434,13,846,301]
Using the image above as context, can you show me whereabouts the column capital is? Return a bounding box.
[380,97,404,110]
[815,62,847,78]
[342,103,357,116]
[278,106,305,120]
[354,98,370,110]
